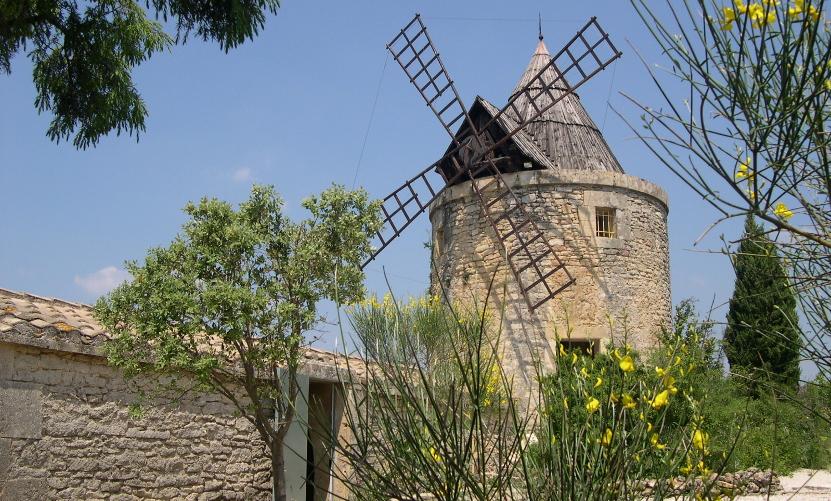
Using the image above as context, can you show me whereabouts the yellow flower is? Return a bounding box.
[722,6,738,29]
[563,397,569,410]
[647,421,654,432]
[429,446,443,463]
[789,0,821,21]
[571,352,578,365]
[774,202,794,220]
[735,0,749,13]
[600,428,613,446]
[692,429,709,451]
[809,4,820,20]
[559,343,567,357]
[551,434,557,445]
[594,376,603,389]
[736,157,754,180]
[663,374,678,394]
[651,390,670,410]
[586,397,601,413]
[581,366,589,378]
[748,2,777,27]
[789,0,802,16]
[680,456,695,475]
[650,433,667,450]
[824,79,831,91]
[619,355,636,373]
[622,393,637,410]
[655,366,667,377]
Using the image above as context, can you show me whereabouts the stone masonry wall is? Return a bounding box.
[0,342,271,500]
[429,169,670,393]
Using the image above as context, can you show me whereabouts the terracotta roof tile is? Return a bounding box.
[0,287,364,379]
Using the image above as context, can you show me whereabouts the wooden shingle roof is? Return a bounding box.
[506,38,624,173]
[476,97,555,170]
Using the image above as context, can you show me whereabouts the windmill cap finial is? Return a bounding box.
[538,13,543,40]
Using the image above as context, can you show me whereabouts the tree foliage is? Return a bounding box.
[94,184,381,499]
[724,215,801,390]
[626,0,831,382]
[1,0,280,148]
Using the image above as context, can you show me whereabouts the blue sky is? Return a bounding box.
[0,1,739,350]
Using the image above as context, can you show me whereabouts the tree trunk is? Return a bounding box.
[272,438,286,501]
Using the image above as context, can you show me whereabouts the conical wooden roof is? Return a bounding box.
[508,39,623,173]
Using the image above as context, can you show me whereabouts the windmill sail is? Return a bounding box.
[387,14,477,147]
[365,15,620,310]
[456,156,575,311]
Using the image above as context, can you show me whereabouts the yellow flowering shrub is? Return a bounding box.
[721,0,820,31]
[530,306,730,494]
[535,338,709,483]
[339,294,830,499]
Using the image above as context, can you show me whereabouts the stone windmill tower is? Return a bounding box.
[363,15,669,390]
[427,35,671,385]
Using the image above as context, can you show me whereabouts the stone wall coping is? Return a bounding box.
[429,169,669,219]
[0,287,363,382]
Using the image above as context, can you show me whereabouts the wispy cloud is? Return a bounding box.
[232,167,252,183]
[74,266,130,297]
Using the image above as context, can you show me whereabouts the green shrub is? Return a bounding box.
[699,377,831,474]
[538,300,831,477]
[332,294,828,500]
[535,333,718,486]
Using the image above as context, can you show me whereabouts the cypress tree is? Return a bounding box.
[724,215,801,391]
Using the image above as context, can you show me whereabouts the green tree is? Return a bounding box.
[724,215,801,390]
[626,0,831,383]
[1,0,280,148]
[94,184,381,500]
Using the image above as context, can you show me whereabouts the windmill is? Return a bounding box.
[364,14,622,312]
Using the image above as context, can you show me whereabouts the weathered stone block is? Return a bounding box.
[0,349,12,380]
[0,477,47,501]
[0,383,41,439]
[0,439,9,484]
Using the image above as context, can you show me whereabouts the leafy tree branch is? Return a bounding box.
[1,0,280,148]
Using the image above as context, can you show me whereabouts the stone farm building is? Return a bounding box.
[0,287,355,500]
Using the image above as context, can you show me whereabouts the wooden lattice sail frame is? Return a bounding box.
[363,13,622,311]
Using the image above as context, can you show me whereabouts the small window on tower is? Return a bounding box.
[560,339,598,358]
[595,207,617,238]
